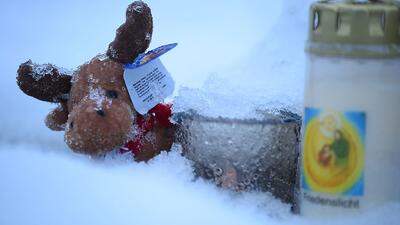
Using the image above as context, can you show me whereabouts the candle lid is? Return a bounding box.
[307,0,400,58]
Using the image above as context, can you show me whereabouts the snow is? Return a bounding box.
[87,73,112,110]
[19,60,72,82]
[1,144,399,225]
[172,0,308,118]
[0,0,399,224]
[31,63,56,81]
[129,3,144,14]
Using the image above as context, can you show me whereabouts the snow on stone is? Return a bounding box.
[173,0,309,119]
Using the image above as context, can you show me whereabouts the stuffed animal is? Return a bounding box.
[16,1,174,161]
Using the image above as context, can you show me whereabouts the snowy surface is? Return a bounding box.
[0,0,399,224]
[1,144,399,225]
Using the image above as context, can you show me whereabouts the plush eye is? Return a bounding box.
[69,121,74,129]
[214,168,223,176]
[96,109,106,117]
[106,90,118,99]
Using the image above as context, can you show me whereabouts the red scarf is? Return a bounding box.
[119,103,173,156]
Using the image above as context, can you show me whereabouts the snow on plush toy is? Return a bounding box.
[16,1,174,161]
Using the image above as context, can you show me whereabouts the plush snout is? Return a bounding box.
[65,98,135,156]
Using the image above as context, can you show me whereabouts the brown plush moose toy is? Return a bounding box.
[16,1,174,161]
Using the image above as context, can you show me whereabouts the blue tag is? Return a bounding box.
[125,43,178,69]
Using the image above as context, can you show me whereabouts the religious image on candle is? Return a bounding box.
[302,108,366,196]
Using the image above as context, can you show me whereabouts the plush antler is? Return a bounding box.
[17,60,72,103]
[107,1,153,64]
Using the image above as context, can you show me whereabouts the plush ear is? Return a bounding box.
[17,60,72,103]
[45,102,69,131]
[106,1,153,64]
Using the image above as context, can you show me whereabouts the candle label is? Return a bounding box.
[124,43,177,115]
[301,108,366,208]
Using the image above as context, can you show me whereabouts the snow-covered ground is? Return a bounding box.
[0,0,399,224]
